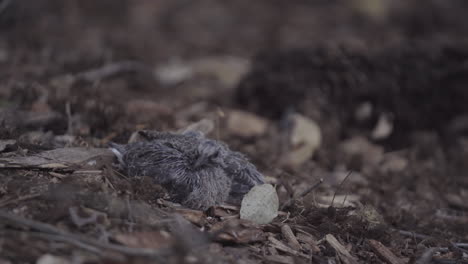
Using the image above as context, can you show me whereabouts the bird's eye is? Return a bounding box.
[210,151,219,159]
[163,142,175,148]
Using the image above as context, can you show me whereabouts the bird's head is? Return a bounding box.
[192,140,221,169]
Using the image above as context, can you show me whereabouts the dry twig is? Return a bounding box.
[280,224,301,251]
[324,234,359,264]
[415,248,438,264]
[263,255,295,264]
[268,236,309,259]
[0,210,168,259]
[65,101,73,135]
[280,178,323,210]
[331,171,352,207]
[0,193,42,208]
[368,239,406,264]
[395,229,430,240]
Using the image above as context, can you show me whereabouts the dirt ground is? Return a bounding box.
[1,0,468,263]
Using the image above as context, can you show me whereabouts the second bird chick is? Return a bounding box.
[110,130,264,210]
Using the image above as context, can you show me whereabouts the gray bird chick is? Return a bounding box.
[110,130,264,210]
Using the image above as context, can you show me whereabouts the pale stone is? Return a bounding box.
[240,184,278,224]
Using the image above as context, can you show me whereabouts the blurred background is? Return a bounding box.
[2,0,468,138]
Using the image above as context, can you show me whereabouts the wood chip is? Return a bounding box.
[296,232,320,253]
[208,204,239,218]
[264,255,295,264]
[324,234,359,264]
[114,231,173,250]
[72,170,102,175]
[215,228,265,244]
[268,236,309,259]
[48,172,68,179]
[174,208,206,226]
[211,219,266,244]
[209,206,232,218]
[368,239,406,264]
[281,224,302,251]
[0,148,113,169]
[268,246,279,256]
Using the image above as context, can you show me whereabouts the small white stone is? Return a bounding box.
[282,114,322,167]
[371,113,393,140]
[226,110,269,138]
[240,184,279,224]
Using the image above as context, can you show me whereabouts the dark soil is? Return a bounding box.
[1,0,468,263]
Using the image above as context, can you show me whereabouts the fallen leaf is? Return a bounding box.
[240,184,279,224]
